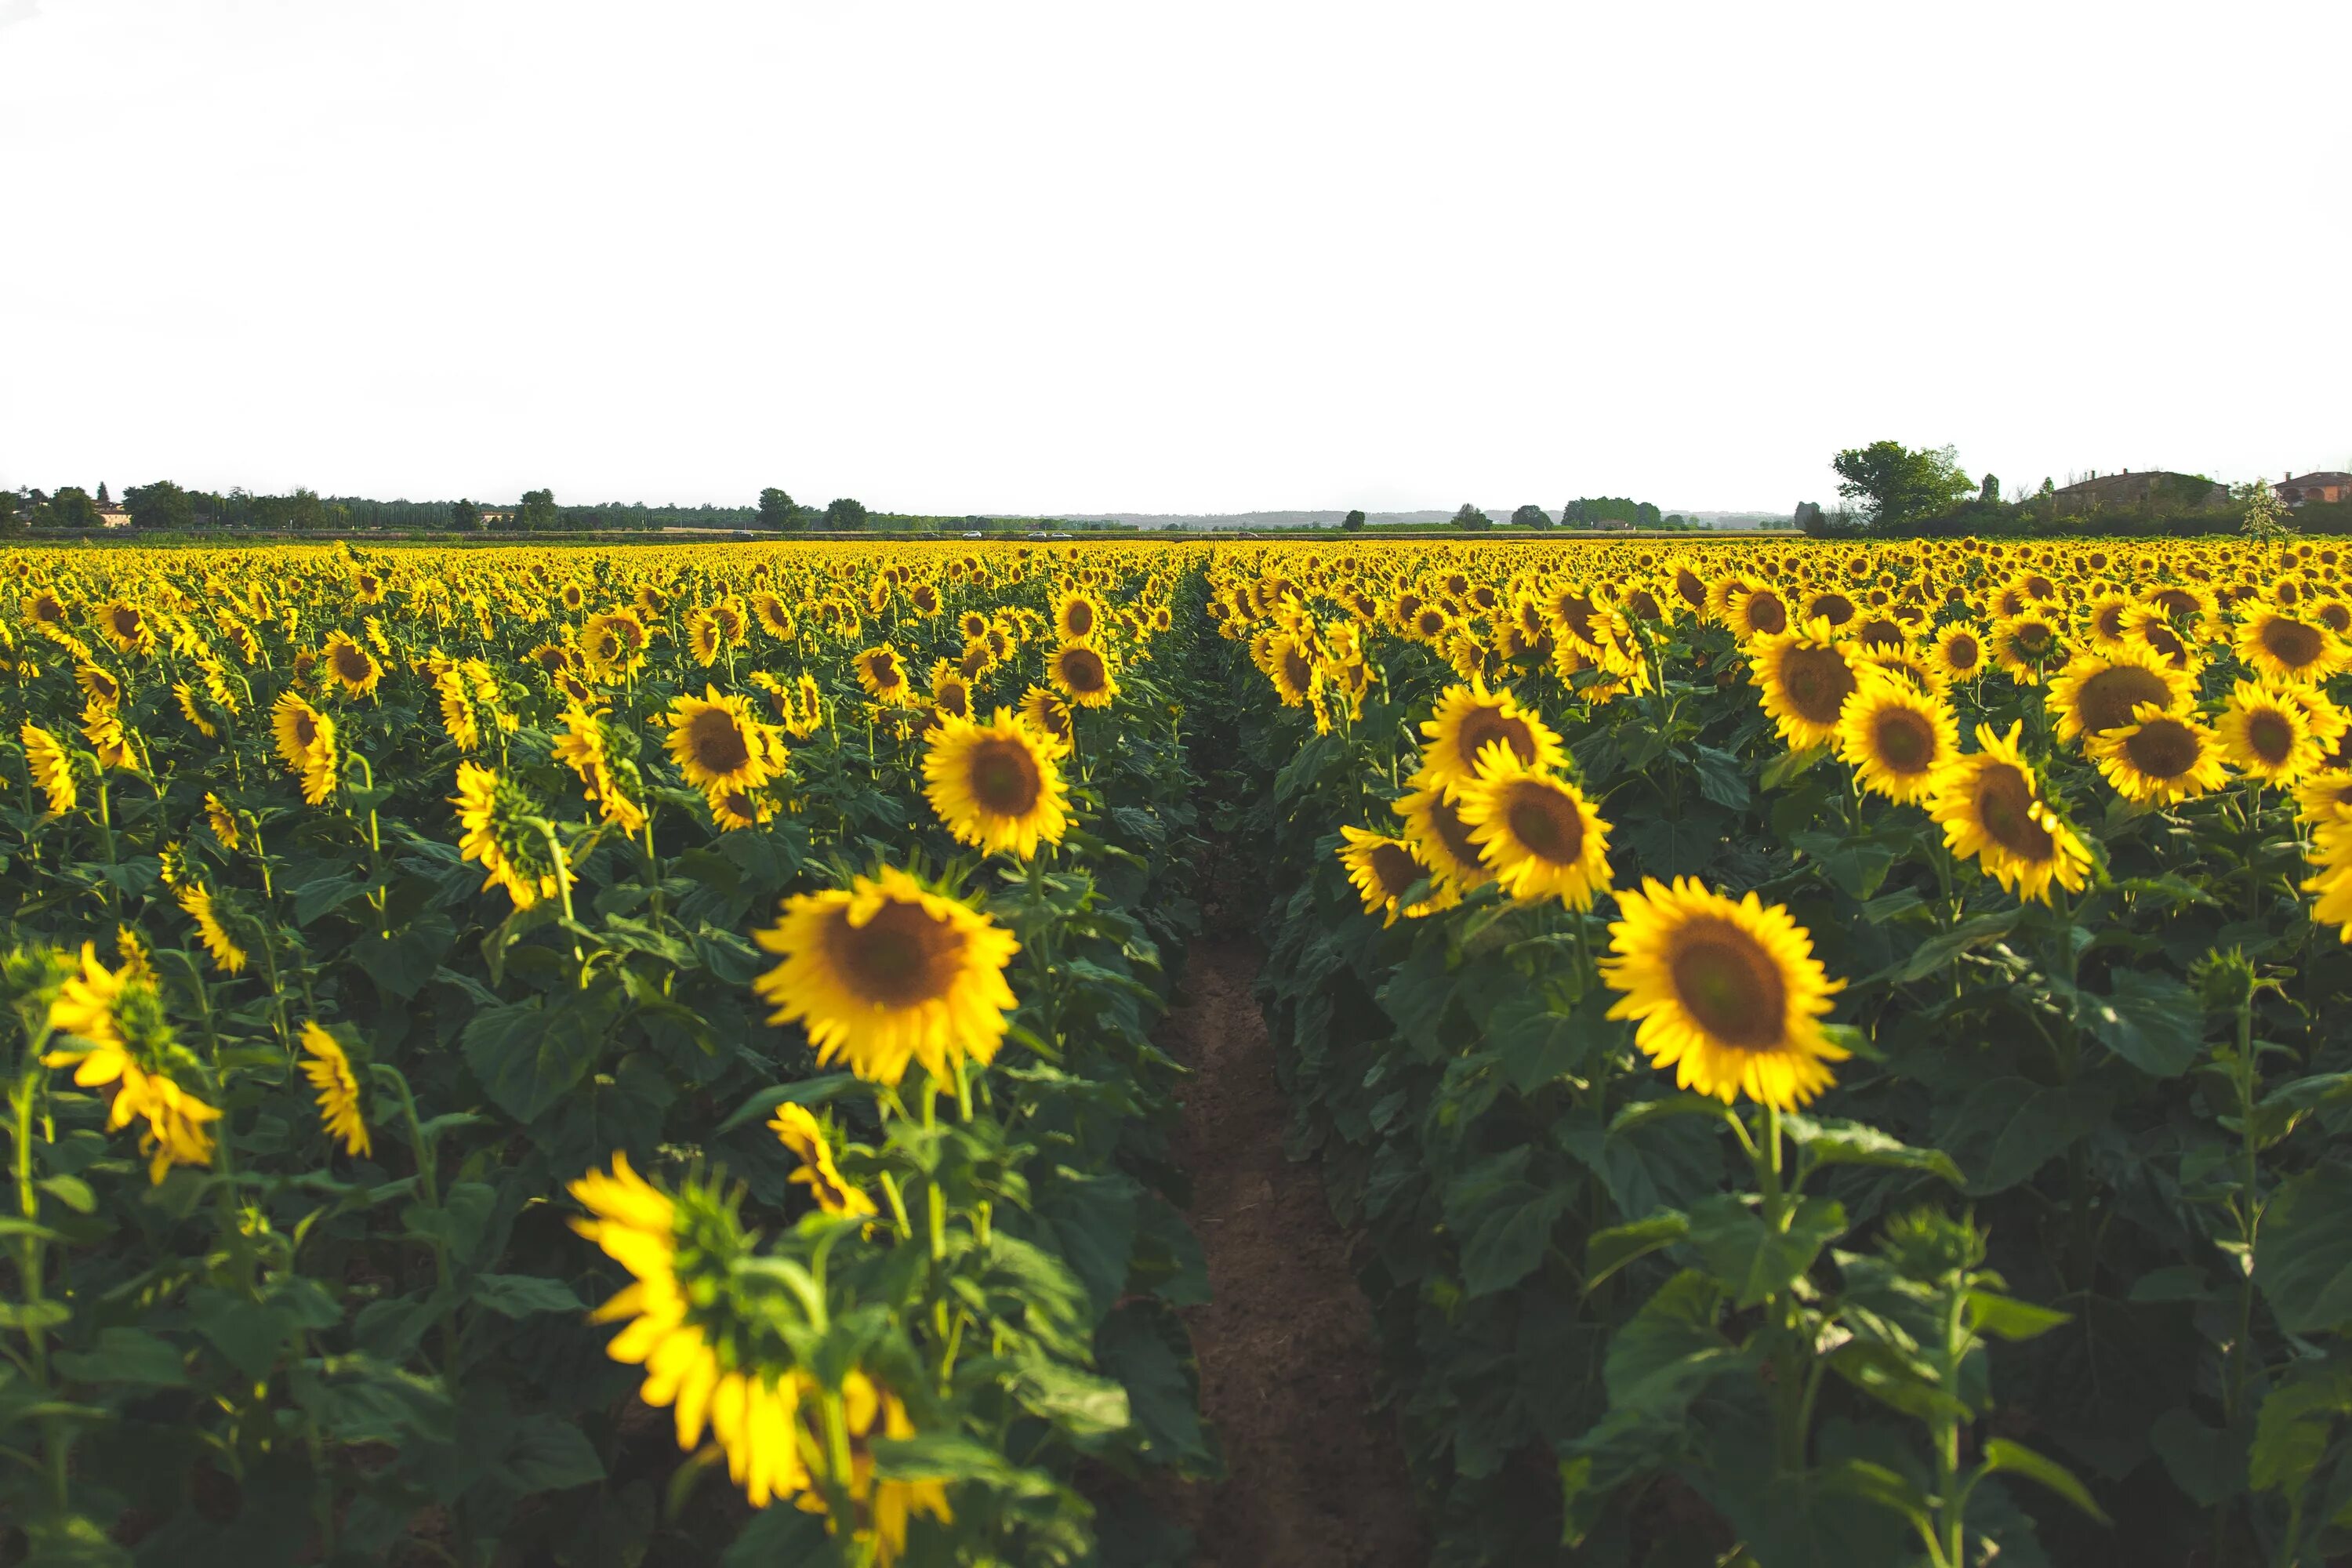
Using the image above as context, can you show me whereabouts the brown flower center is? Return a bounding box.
[1809,593,1856,627]
[1367,843,1422,900]
[1779,644,1857,726]
[687,708,752,775]
[1425,795,1482,871]
[1870,707,1937,774]
[967,737,1042,815]
[1058,647,1109,694]
[2123,717,2201,780]
[1744,591,1788,636]
[1505,783,1585,865]
[1976,763,2056,861]
[2261,617,2325,671]
[332,643,372,683]
[1065,600,1096,638]
[2247,710,2295,766]
[2074,666,2172,734]
[826,899,963,1008]
[1669,919,1785,1050]
[1456,705,1537,769]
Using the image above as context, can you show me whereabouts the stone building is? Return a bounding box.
[2049,470,2229,510]
[2278,472,2352,507]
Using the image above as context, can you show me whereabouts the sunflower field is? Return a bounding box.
[6,533,2352,1567]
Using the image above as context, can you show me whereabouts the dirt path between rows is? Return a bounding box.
[1163,936,1425,1568]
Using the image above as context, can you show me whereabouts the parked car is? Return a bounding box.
[962,530,984,539]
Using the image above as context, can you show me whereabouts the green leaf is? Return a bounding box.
[462,991,617,1125]
[1586,1211,1690,1290]
[715,1074,862,1134]
[1603,1270,1745,1417]
[1815,1457,1936,1535]
[1684,1192,1846,1309]
[1935,1076,2106,1196]
[350,913,457,1001]
[1607,1092,1736,1138]
[1484,991,1597,1094]
[1012,1357,1131,1439]
[1976,1438,2111,1524]
[53,1327,188,1387]
[2256,1164,2352,1334]
[2078,969,2201,1077]
[2127,1265,2220,1304]
[1963,1289,2071,1341]
[1690,745,1751,811]
[2250,1367,2352,1495]
[1784,1114,1963,1189]
[470,1273,586,1318]
[1760,743,1829,793]
[497,1412,606,1492]
[2151,1406,2246,1508]
[1461,1185,1568,1298]
[1828,1341,1972,1424]
[1876,909,2019,985]
[36,1174,96,1214]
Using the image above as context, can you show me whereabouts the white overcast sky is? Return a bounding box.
[2,1,2346,516]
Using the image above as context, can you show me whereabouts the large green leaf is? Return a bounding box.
[2078,969,2201,1077]
[460,989,619,1125]
[2256,1163,2352,1334]
[1461,1185,1569,1298]
[1934,1076,2106,1196]
[1683,1192,1846,1308]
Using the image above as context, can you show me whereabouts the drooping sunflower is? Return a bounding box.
[1749,622,1858,751]
[1928,721,2093,903]
[554,706,649,834]
[321,631,383,698]
[42,943,220,1183]
[706,783,779,832]
[2216,680,2325,785]
[20,722,76,814]
[768,1102,877,1217]
[922,710,1069,860]
[662,688,779,796]
[1020,685,1073,742]
[1336,825,1456,925]
[1265,635,1323,709]
[1392,770,1494,894]
[269,691,340,804]
[176,884,249,974]
[1416,679,1566,799]
[750,867,1021,1086]
[2237,608,2347,684]
[75,662,123,709]
[1454,744,1613,908]
[452,760,562,909]
[204,791,241,850]
[1037,639,1112,710]
[855,644,915,706]
[1599,877,1849,1111]
[298,1021,371,1158]
[2043,644,2195,749]
[1835,675,1958,804]
[2087,702,2230,807]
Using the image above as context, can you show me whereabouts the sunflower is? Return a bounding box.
[1750,622,1858,750]
[1392,770,1494,894]
[1047,640,1119,709]
[321,631,383,697]
[554,706,649,834]
[854,644,914,705]
[1928,722,2093,903]
[1931,622,1987,681]
[769,1103,877,1217]
[662,688,779,796]
[1266,636,1322,709]
[923,710,1069,860]
[75,662,123,709]
[172,681,220,739]
[928,659,972,722]
[1336,825,1456,925]
[580,608,649,680]
[1054,591,1107,642]
[176,884,249,975]
[2237,609,2347,684]
[42,943,220,1183]
[2088,703,2230,807]
[204,790,241,850]
[96,599,155,656]
[270,690,334,772]
[20,722,76,814]
[1987,611,2064,684]
[452,760,561,909]
[1455,745,1613,908]
[752,591,798,641]
[1835,675,1958,804]
[706,783,779,832]
[1416,679,1566,799]
[2216,681,2325,785]
[80,699,135,774]
[684,608,723,667]
[1728,583,1792,640]
[299,1021,371,1158]
[1599,877,1849,1111]
[750,867,1021,1086]
[1020,685,1073,742]
[2042,644,2194,749]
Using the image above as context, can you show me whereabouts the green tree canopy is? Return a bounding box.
[123,480,193,531]
[452,498,482,532]
[1342,509,1366,532]
[41,487,100,530]
[1830,441,1973,528]
[518,489,559,531]
[1451,503,1492,532]
[757,488,796,529]
[825,497,870,531]
[1510,503,1550,528]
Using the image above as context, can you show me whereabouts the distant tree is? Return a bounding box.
[1980,474,2002,505]
[1562,499,1590,527]
[1830,441,1974,529]
[1451,503,1493,532]
[1663,514,1687,529]
[288,488,325,530]
[1510,503,1549,529]
[1342,509,1366,532]
[757,488,796,530]
[518,488,559,531]
[94,481,111,506]
[0,492,23,537]
[451,498,482,532]
[1793,501,1824,533]
[825,497,870,532]
[41,487,100,530]
[123,480,193,531]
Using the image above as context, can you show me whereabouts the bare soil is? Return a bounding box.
[1162,936,1425,1568]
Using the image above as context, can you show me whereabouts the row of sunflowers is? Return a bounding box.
[1218,534,2352,1566]
[0,541,1216,1566]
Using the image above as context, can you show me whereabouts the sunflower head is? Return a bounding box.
[2088,702,2228,807]
[1455,744,1613,909]
[922,710,1069,861]
[2044,645,2193,749]
[1392,770,1493,894]
[1835,675,1958,804]
[1928,721,2092,903]
[2217,681,2323,785]
[452,761,561,909]
[662,688,780,794]
[2238,609,2347,684]
[855,644,913,705]
[1417,680,1566,799]
[1600,877,1849,1111]
[299,1021,372,1159]
[1336,825,1454,926]
[1750,622,1858,751]
[750,867,1021,1087]
[321,631,383,697]
[1048,640,1118,709]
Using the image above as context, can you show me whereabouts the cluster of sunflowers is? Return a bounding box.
[0,539,1207,1564]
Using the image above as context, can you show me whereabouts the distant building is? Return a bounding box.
[95,504,132,529]
[2049,470,2228,510]
[2278,472,2352,507]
